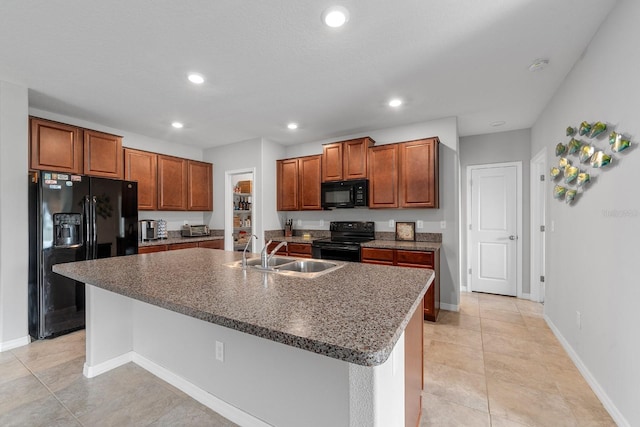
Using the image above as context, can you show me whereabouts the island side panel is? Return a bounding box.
[84,285,134,377]
[130,297,353,427]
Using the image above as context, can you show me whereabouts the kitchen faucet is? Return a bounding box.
[242,235,258,269]
[261,240,288,268]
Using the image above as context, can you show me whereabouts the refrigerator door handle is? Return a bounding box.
[84,196,91,259]
[91,196,98,259]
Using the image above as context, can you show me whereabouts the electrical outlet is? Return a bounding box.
[576,311,581,329]
[297,219,302,227]
[319,219,324,227]
[551,220,555,232]
[440,221,446,229]
[389,220,395,228]
[183,221,188,225]
[417,220,424,229]
[215,341,224,362]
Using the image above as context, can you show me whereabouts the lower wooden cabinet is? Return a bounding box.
[138,239,224,254]
[361,247,440,321]
[266,241,312,257]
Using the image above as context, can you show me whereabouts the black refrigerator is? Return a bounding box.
[28,171,138,340]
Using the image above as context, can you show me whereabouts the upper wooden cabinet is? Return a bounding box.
[369,137,439,209]
[30,117,83,174]
[187,160,213,211]
[83,129,123,179]
[322,137,374,182]
[399,138,439,208]
[277,158,299,211]
[157,155,188,210]
[368,144,399,208]
[277,155,322,211]
[124,148,157,210]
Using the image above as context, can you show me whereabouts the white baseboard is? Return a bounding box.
[0,335,30,352]
[521,292,531,300]
[132,353,270,427]
[544,315,630,427]
[83,352,133,378]
[440,302,459,312]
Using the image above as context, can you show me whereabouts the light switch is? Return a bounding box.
[417,220,424,229]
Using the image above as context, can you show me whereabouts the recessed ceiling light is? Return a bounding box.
[388,99,403,108]
[490,120,506,127]
[187,73,205,84]
[322,6,350,28]
[528,59,549,72]
[171,122,184,129]
[287,123,298,130]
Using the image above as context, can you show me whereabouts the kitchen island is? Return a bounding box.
[53,248,432,427]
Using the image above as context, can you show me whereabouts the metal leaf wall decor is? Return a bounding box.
[552,121,633,205]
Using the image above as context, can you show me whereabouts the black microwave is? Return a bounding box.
[321,179,369,209]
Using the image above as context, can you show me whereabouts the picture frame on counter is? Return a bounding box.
[395,221,416,241]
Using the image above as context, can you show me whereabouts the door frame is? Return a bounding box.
[224,168,257,253]
[530,148,547,302]
[466,161,523,298]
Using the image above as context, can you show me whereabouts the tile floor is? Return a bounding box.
[0,293,615,426]
[421,292,615,426]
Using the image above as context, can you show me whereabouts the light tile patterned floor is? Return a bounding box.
[421,292,616,427]
[0,293,615,426]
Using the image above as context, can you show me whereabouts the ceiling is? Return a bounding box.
[0,0,617,149]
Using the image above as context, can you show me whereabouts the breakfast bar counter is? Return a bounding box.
[54,248,433,427]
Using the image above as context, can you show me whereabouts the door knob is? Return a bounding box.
[509,235,517,240]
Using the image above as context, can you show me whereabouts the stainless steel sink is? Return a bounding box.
[225,257,344,278]
[276,260,337,273]
[244,256,294,267]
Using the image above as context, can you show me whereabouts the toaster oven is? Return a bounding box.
[181,224,210,237]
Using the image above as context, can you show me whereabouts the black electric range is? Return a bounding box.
[311,221,375,262]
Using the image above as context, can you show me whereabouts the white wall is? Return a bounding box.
[0,81,30,350]
[282,117,461,309]
[29,108,206,230]
[459,129,531,294]
[531,1,639,425]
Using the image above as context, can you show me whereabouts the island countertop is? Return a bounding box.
[53,248,432,366]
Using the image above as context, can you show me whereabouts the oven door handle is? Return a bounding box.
[316,245,360,251]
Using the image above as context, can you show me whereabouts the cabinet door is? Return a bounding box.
[157,155,188,210]
[124,148,157,210]
[83,130,123,179]
[199,239,224,250]
[396,250,434,268]
[368,144,398,208]
[267,241,288,255]
[167,242,199,250]
[30,117,83,173]
[343,137,372,180]
[138,245,167,254]
[299,155,322,210]
[277,159,299,211]
[288,243,312,258]
[322,142,343,182]
[399,138,439,208]
[361,247,395,265]
[187,160,213,211]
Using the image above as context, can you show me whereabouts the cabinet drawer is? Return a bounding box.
[198,240,224,250]
[288,243,312,257]
[167,242,199,250]
[396,250,433,268]
[361,247,395,264]
[138,245,167,254]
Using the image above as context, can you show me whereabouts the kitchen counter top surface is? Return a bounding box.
[362,240,441,251]
[53,248,431,367]
[270,236,441,251]
[139,235,224,247]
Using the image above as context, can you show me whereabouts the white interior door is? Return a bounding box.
[469,165,518,296]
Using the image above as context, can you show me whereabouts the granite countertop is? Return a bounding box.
[53,248,432,367]
[362,240,441,251]
[139,235,224,247]
[269,236,441,251]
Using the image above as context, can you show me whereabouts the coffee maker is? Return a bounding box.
[139,220,159,241]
